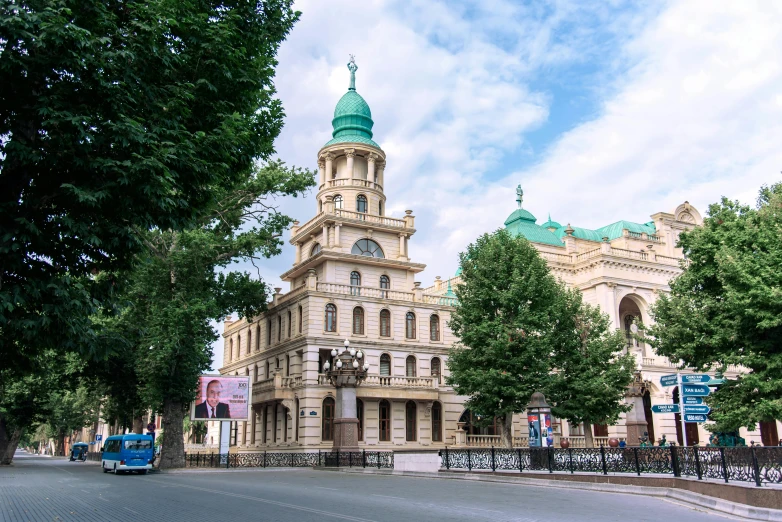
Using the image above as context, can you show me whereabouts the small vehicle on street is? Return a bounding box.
[69,442,89,462]
[101,434,154,474]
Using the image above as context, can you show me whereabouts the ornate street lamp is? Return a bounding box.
[323,339,368,452]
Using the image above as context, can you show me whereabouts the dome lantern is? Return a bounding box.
[324,55,380,148]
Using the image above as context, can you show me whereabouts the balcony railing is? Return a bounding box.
[317,373,437,389]
[316,282,414,301]
[333,209,406,228]
[420,294,458,307]
[320,177,383,192]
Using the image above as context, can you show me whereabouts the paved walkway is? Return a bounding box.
[0,451,741,522]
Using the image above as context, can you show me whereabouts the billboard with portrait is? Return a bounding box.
[191,375,250,421]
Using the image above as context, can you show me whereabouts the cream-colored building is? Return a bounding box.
[217,61,778,451]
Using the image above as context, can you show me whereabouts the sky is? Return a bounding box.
[211,0,782,370]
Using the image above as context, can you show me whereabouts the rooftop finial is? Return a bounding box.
[515,184,524,209]
[347,55,358,90]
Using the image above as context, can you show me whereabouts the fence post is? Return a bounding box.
[318,450,321,467]
[491,446,496,472]
[377,452,381,469]
[719,447,728,483]
[694,447,702,480]
[600,445,608,475]
[633,447,640,476]
[210,453,213,467]
[226,453,230,469]
[363,449,366,468]
[467,449,472,471]
[263,451,267,469]
[517,448,523,473]
[670,445,680,477]
[349,451,353,468]
[445,446,450,470]
[751,447,761,487]
[569,448,574,474]
[547,447,553,473]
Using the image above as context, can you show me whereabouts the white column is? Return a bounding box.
[399,233,406,259]
[367,153,377,184]
[377,162,385,188]
[324,153,334,180]
[335,222,342,247]
[294,243,301,264]
[322,225,328,247]
[345,149,355,178]
[318,160,326,188]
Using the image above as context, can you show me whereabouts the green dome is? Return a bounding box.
[325,58,378,148]
[541,213,562,230]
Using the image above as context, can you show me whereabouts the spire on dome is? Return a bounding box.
[516,184,524,208]
[348,54,358,91]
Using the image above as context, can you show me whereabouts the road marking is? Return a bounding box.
[80,489,90,493]
[450,504,504,514]
[147,479,377,522]
[97,497,109,502]
[371,494,406,500]
[53,467,74,476]
[123,507,140,515]
[314,486,338,490]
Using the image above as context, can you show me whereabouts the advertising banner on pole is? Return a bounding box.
[528,414,542,447]
[191,375,250,421]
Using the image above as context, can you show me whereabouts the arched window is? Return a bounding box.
[253,365,258,383]
[247,330,252,355]
[319,200,323,213]
[311,243,322,256]
[406,312,416,339]
[229,338,233,362]
[298,305,303,333]
[357,398,364,441]
[356,194,368,213]
[277,316,282,341]
[322,397,335,441]
[352,307,365,335]
[325,304,337,332]
[380,275,390,298]
[406,355,417,377]
[432,402,442,442]
[350,271,361,296]
[285,354,290,376]
[266,319,271,345]
[379,309,391,337]
[378,201,382,216]
[287,310,292,338]
[265,360,271,379]
[430,314,440,341]
[256,324,261,351]
[237,335,241,359]
[380,354,391,376]
[379,400,391,441]
[333,194,343,209]
[406,401,417,441]
[351,239,384,258]
[431,357,441,384]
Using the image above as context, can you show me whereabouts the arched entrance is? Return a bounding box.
[618,295,647,356]
[672,387,699,446]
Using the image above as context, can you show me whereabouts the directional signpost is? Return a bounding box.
[684,414,708,423]
[684,405,711,415]
[660,374,678,387]
[651,404,680,414]
[681,374,710,383]
[683,396,704,405]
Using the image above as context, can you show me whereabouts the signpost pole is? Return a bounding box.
[219,421,230,456]
[678,373,687,446]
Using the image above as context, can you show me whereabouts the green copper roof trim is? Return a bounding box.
[327,57,375,147]
[504,208,538,225]
[322,135,380,148]
[541,213,562,230]
[553,220,658,242]
[503,184,564,247]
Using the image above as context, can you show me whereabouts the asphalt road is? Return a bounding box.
[0,451,735,522]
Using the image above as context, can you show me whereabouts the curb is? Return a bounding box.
[325,468,782,521]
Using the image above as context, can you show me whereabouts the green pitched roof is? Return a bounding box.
[504,206,564,247]
[541,213,562,230]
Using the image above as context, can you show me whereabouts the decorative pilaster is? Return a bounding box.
[334,222,342,248]
[318,160,326,188]
[377,161,385,187]
[324,153,335,180]
[367,153,378,184]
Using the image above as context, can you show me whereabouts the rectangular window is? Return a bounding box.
[379,401,391,442]
[593,424,609,437]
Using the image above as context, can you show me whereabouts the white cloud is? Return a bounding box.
[211,0,782,370]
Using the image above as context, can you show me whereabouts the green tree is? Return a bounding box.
[548,290,636,448]
[0,0,301,463]
[447,229,570,448]
[111,161,313,468]
[646,183,782,432]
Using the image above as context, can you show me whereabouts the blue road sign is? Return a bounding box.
[684,413,708,423]
[683,396,704,405]
[682,384,710,396]
[681,374,710,383]
[95,434,102,441]
[684,405,711,415]
[651,404,680,414]
[660,374,678,387]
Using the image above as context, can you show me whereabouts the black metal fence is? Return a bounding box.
[185,450,393,470]
[440,446,782,486]
[86,452,102,462]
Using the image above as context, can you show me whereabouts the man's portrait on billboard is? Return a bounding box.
[194,379,232,419]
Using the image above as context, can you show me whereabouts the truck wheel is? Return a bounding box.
[102,462,109,473]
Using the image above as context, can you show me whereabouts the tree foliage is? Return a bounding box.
[646,183,782,431]
[548,290,635,447]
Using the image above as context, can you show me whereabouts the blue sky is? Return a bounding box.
[211,0,782,370]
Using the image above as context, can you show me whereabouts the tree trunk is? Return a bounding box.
[583,421,595,448]
[158,399,186,469]
[500,414,514,448]
[132,415,144,434]
[56,432,66,456]
[0,415,23,465]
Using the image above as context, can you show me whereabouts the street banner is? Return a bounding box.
[191,375,250,421]
[528,414,542,447]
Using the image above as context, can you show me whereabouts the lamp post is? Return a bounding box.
[323,338,368,452]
